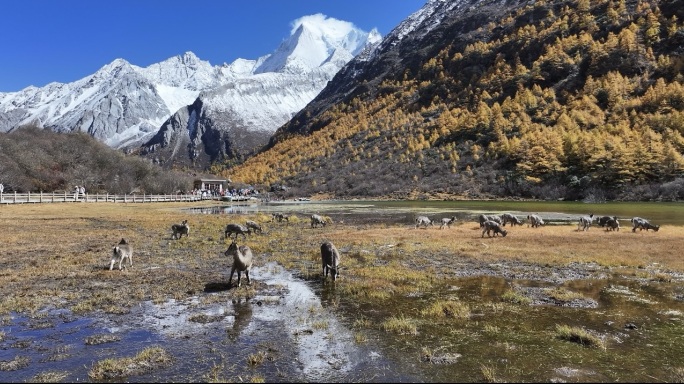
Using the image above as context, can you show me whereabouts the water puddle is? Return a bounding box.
[1,262,419,382]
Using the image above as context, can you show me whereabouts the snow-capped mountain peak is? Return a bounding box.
[254,14,378,74]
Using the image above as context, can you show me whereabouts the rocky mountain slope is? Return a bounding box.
[227,0,684,201]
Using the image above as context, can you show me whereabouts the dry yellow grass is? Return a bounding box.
[88,346,172,379]
[324,223,684,270]
[1,202,682,317]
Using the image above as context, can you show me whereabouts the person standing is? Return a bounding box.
[74,186,80,201]
[0,183,4,202]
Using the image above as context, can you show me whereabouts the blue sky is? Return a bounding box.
[0,0,426,92]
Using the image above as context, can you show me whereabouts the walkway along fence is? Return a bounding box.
[0,192,208,204]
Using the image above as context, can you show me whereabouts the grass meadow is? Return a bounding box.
[1,201,684,382]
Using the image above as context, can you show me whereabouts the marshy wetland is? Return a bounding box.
[1,200,684,382]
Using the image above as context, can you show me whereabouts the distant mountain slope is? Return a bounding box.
[227,0,684,201]
[0,15,381,169]
[0,126,191,194]
[138,18,381,169]
[0,54,212,148]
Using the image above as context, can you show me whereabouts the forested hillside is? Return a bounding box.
[0,126,192,194]
[223,0,684,201]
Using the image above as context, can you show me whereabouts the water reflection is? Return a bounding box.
[227,299,252,341]
[3,261,683,382]
[191,204,261,215]
[234,262,418,382]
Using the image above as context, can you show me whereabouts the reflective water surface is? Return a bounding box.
[188,199,684,226]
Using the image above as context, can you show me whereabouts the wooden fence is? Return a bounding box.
[0,192,209,204]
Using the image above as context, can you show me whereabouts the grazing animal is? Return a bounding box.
[596,216,614,228]
[225,241,253,287]
[478,214,502,227]
[311,214,328,228]
[224,223,251,240]
[320,241,341,281]
[481,220,508,238]
[605,217,620,231]
[631,217,660,232]
[272,213,290,223]
[171,220,190,239]
[110,238,133,271]
[245,220,263,234]
[527,214,545,228]
[440,217,457,229]
[501,213,523,226]
[415,216,434,228]
[578,214,594,231]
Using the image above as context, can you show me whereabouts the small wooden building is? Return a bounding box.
[194,179,228,193]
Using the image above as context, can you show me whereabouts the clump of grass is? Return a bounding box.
[633,270,651,279]
[0,355,29,371]
[339,280,394,300]
[421,346,435,362]
[203,362,226,383]
[420,346,461,364]
[653,273,672,282]
[254,213,273,224]
[104,305,130,315]
[31,371,69,383]
[70,301,95,314]
[381,315,418,335]
[227,285,257,300]
[0,331,5,342]
[88,346,172,379]
[286,215,302,224]
[247,351,266,366]
[501,290,531,305]
[555,324,605,349]
[0,296,41,315]
[312,320,329,330]
[352,316,371,329]
[420,299,470,319]
[354,332,368,343]
[189,313,225,324]
[11,340,31,349]
[546,287,587,303]
[483,324,500,334]
[480,364,500,383]
[481,302,510,314]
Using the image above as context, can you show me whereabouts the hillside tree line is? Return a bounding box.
[224,0,684,201]
[0,126,193,194]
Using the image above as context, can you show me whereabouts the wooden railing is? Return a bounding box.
[0,192,211,204]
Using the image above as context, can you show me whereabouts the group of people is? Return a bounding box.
[73,185,86,200]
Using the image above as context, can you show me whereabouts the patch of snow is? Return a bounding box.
[155,84,199,115]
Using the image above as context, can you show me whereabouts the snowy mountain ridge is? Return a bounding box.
[0,14,381,154]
